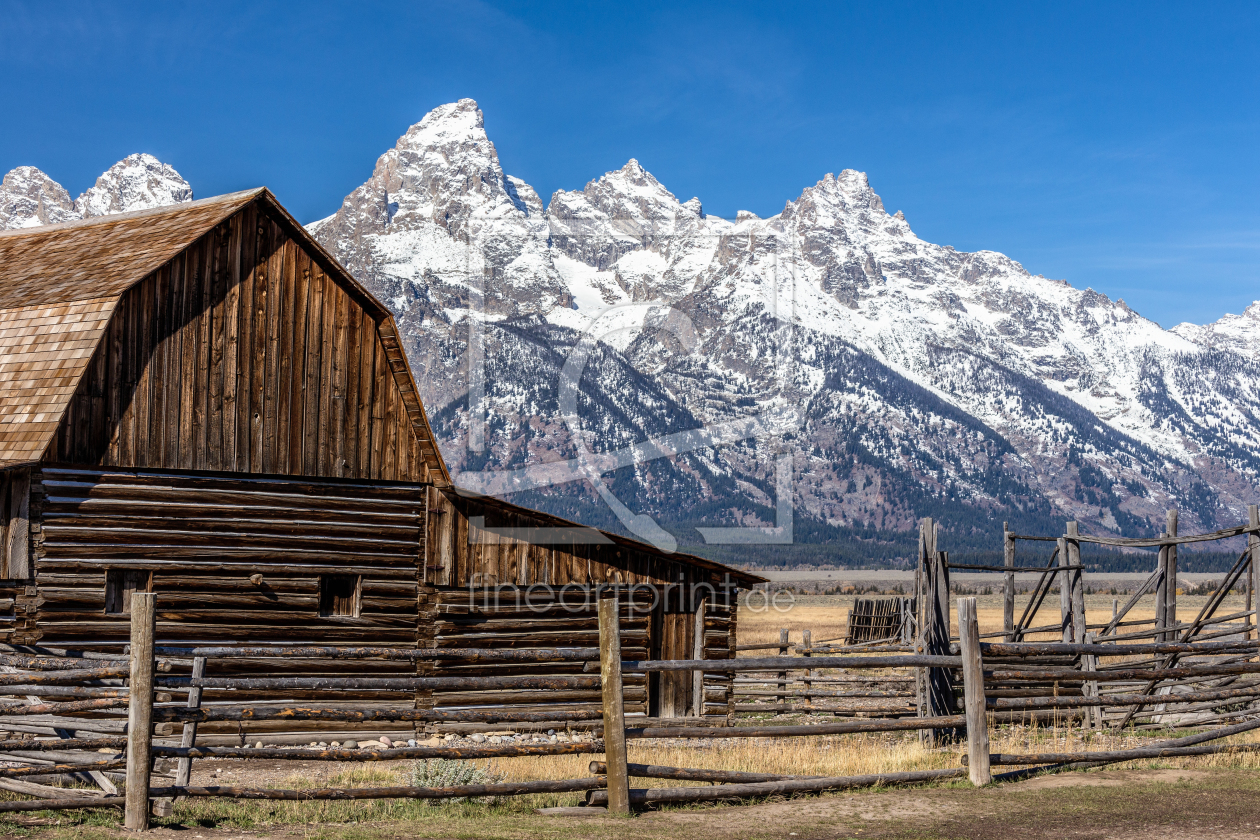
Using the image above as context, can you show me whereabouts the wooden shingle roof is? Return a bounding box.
[0,189,450,483]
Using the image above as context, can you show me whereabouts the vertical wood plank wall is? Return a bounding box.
[45,204,427,482]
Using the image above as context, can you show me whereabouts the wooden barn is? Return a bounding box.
[0,189,764,727]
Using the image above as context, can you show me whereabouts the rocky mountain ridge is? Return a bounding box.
[6,104,1257,562]
[308,100,1260,557]
[0,153,192,230]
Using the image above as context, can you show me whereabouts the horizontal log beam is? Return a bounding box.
[0,759,126,778]
[622,655,960,672]
[586,768,967,805]
[152,646,600,662]
[988,662,1260,683]
[975,640,1258,657]
[589,761,824,783]
[0,666,130,684]
[148,778,608,800]
[980,742,1260,765]
[153,706,606,724]
[625,715,966,739]
[156,675,601,691]
[1072,525,1256,548]
[153,742,603,761]
[0,698,128,716]
[0,686,130,699]
[0,654,127,671]
[0,796,125,812]
[990,684,1260,710]
[0,738,126,752]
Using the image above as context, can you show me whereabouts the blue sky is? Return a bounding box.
[2,1,1259,327]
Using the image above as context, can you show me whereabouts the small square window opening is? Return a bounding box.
[105,569,151,615]
[319,574,361,618]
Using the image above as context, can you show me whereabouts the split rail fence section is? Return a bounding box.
[3,595,1260,822]
[2,506,1260,823]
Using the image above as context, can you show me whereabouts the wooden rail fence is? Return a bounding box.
[1,507,1259,823]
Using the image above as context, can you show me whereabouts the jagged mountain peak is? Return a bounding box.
[554,157,681,222]
[397,98,489,152]
[308,100,566,338]
[782,169,900,236]
[345,97,527,238]
[299,101,1260,543]
[74,153,192,218]
[1,155,190,231]
[0,166,77,229]
[612,158,655,184]
[1171,299,1260,359]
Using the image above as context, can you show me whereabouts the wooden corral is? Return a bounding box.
[0,190,764,734]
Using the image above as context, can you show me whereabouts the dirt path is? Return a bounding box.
[8,767,1260,840]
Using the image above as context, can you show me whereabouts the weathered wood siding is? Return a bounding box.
[422,488,737,718]
[30,466,425,649]
[45,204,428,482]
[424,489,731,590]
[428,591,651,718]
[0,468,30,578]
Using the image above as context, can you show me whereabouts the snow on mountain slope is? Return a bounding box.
[0,166,78,228]
[309,98,566,320]
[74,153,192,217]
[1174,303,1260,360]
[309,99,571,408]
[627,169,1260,531]
[306,99,1260,544]
[0,154,193,231]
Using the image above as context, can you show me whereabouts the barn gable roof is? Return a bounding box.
[0,189,450,483]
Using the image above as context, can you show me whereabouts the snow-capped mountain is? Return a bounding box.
[0,153,192,231]
[1173,303,1260,361]
[74,153,192,218]
[311,99,1260,553]
[0,166,79,229]
[7,102,1258,560]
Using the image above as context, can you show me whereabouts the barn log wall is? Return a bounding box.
[30,466,425,650]
[45,203,429,483]
[422,488,738,719]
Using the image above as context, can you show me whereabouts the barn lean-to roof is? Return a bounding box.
[0,189,449,483]
[451,486,768,587]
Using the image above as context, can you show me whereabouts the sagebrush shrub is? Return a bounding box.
[410,758,506,803]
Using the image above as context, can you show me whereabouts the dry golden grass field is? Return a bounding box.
[735,592,1249,647]
[13,724,1260,840]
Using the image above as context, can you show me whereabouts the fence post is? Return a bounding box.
[1156,530,1169,642]
[1003,523,1015,642]
[597,595,630,815]
[1067,521,1085,645]
[125,591,156,831]
[957,597,990,786]
[776,628,788,708]
[802,629,812,711]
[1057,537,1071,643]
[1164,510,1178,642]
[1082,631,1101,731]
[1250,505,1260,646]
[174,656,206,788]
